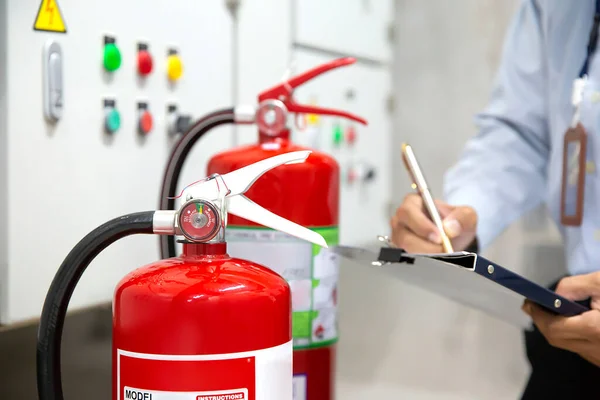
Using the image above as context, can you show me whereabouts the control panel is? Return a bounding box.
[0,0,234,324]
[0,0,395,325]
[294,0,394,63]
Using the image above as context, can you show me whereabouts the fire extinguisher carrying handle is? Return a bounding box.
[36,211,157,400]
[258,56,368,125]
[178,151,329,248]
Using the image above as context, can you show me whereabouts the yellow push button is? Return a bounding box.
[307,113,320,125]
[167,54,183,81]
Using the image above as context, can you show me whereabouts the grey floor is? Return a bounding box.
[0,305,113,400]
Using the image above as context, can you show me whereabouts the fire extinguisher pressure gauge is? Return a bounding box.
[178,199,220,242]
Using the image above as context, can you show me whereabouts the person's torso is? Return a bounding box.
[543,0,600,274]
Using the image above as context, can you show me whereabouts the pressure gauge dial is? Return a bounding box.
[178,199,220,242]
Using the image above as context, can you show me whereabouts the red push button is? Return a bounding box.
[346,125,357,145]
[137,50,153,75]
[347,168,358,184]
[139,110,153,134]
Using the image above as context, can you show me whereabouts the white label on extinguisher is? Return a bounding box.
[117,340,292,400]
[292,375,307,400]
[226,227,339,350]
[123,387,247,399]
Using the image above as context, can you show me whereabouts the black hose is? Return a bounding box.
[36,211,156,400]
[158,108,236,259]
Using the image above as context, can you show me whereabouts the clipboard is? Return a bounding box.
[332,246,591,328]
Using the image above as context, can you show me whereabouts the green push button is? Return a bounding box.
[333,124,343,146]
[103,43,122,72]
[105,108,121,133]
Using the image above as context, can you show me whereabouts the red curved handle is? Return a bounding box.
[257,57,368,125]
[288,103,367,125]
[285,57,356,92]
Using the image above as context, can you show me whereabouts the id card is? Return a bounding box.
[560,123,588,226]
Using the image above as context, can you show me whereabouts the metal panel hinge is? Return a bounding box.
[386,94,395,114]
[387,23,395,44]
[225,0,241,16]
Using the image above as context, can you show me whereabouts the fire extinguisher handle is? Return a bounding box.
[179,150,329,248]
[256,57,368,126]
[286,103,367,125]
[258,57,356,102]
[181,151,311,200]
[227,195,328,248]
[217,150,312,196]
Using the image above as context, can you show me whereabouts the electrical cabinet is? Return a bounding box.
[0,0,395,326]
[294,0,394,63]
[0,0,233,324]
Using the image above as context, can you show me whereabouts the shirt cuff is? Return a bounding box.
[444,188,502,251]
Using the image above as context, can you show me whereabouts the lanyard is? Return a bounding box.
[579,0,600,78]
[562,1,600,227]
[572,1,600,126]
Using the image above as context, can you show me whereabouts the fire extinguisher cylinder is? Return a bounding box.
[36,151,327,400]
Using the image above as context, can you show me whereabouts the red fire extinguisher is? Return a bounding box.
[158,58,367,400]
[36,151,328,400]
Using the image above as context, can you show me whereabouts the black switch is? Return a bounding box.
[176,115,192,134]
[365,168,376,181]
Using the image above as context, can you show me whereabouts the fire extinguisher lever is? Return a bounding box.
[164,151,328,248]
[255,57,368,136]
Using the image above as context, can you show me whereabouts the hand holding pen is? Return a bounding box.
[389,143,478,253]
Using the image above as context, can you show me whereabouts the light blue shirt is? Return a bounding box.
[443,0,600,275]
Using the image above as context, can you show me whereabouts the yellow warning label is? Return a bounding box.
[33,0,67,33]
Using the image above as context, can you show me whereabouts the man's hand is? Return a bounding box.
[389,193,478,253]
[522,271,600,367]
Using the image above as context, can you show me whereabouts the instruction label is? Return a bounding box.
[117,350,255,400]
[226,226,340,349]
[123,387,248,400]
[33,0,67,33]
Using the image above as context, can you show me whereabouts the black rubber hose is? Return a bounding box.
[158,108,236,259]
[36,211,156,400]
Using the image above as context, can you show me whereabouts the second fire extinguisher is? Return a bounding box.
[158,57,368,399]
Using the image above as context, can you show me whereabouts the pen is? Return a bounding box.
[400,142,454,253]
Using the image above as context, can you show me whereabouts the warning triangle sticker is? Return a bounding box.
[33,0,67,33]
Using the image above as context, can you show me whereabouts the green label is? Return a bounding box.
[227,226,339,350]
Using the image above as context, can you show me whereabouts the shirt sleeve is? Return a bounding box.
[443,0,551,251]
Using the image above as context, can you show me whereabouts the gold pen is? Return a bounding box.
[401,143,454,253]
